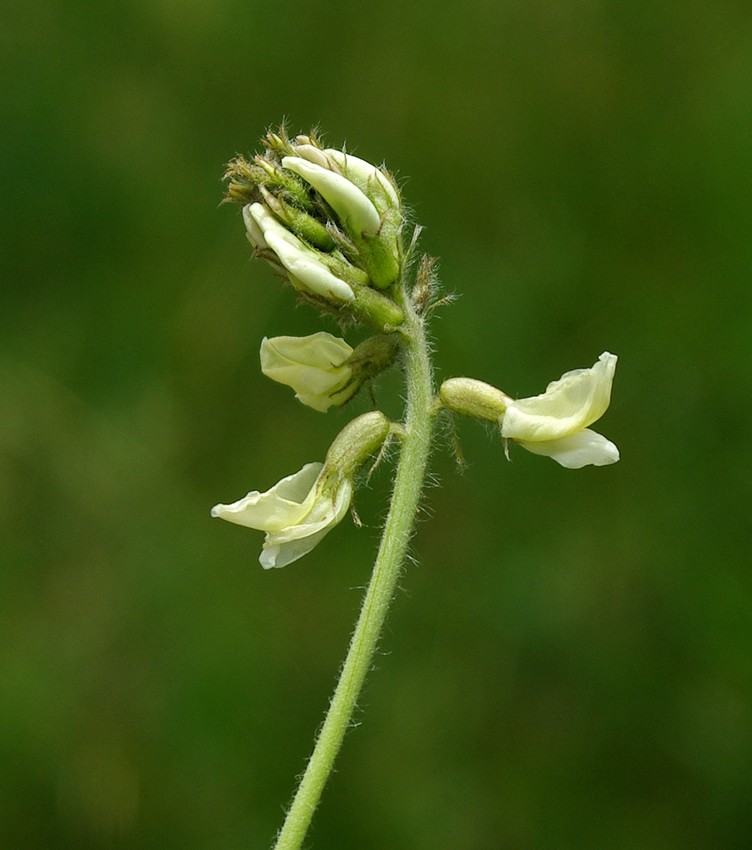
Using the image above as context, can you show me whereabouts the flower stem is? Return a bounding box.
[271,288,435,850]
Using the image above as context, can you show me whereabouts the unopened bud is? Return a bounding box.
[260,187,335,251]
[324,149,400,211]
[282,156,382,238]
[247,203,355,304]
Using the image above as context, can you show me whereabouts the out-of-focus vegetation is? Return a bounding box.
[2,1,751,847]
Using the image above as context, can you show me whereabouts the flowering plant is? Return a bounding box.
[212,127,620,850]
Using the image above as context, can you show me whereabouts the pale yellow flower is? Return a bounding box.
[211,463,352,569]
[501,352,619,469]
[260,333,355,412]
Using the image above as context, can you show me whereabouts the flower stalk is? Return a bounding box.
[271,290,435,850]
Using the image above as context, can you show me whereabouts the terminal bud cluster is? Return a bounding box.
[226,129,405,331]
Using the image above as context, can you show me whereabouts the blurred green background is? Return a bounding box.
[2,1,751,847]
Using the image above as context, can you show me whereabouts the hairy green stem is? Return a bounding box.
[271,288,435,850]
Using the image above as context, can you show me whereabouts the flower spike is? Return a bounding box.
[225,129,405,317]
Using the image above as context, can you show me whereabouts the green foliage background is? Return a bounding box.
[2,1,751,847]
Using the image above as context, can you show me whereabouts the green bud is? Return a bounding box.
[349,283,405,331]
[356,226,401,289]
[347,334,400,381]
[260,187,335,251]
[439,378,510,422]
[323,411,391,481]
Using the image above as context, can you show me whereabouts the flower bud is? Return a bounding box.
[323,149,400,212]
[281,156,382,238]
[243,201,404,329]
[246,203,355,304]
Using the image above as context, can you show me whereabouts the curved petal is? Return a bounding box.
[264,230,354,302]
[210,463,322,532]
[282,156,381,237]
[516,429,620,469]
[242,204,268,249]
[261,333,353,374]
[324,149,400,208]
[501,353,617,442]
[260,479,353,569]
[260,524,334,569]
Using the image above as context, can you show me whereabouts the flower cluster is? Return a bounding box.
[225,129,405,331]
[213,127,621,570]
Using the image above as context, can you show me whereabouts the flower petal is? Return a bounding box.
[324,149,400,208]
[260,525,333,569]
[210,463,322,532]
[261,333,352,377]
[248,203,355,303]
[501,352,617,442]
[516,429,620,469]
[242,204,268,249]
[260,479,353,568]
[282,156,381,237]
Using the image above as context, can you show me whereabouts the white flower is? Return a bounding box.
[211,463,352,569]
[260,332,355,412]
[281,156,382,237]
[244,203,355,303]
[501,352,619,469]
